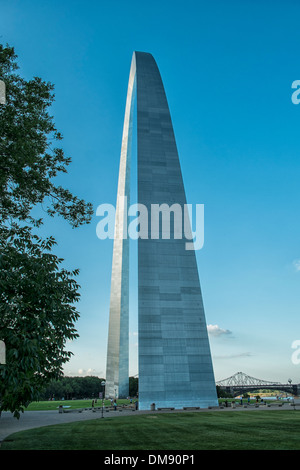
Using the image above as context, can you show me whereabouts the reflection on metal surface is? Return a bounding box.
[105,55,136,399]
[105,52,217,409]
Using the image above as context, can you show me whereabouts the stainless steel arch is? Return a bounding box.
[105,51,218,409]
[105,54,136,399]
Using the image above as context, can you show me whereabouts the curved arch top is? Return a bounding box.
[105,52,218,409]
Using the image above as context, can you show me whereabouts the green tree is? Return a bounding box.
[41,376,106,400]
[129,376,138,397]
[0,44,93,417]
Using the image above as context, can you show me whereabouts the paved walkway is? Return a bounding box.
[0,403,295,443]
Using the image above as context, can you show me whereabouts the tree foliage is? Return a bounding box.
[40,376,138,400]
[0,44,93,417]
[41,376,106,400]
[129,376,138,398]
[0,45,93,227]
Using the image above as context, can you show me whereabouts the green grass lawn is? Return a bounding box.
[24,397,283,411]
[1,410,300,450]
[25,398,131,411]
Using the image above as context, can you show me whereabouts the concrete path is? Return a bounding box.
[0,403,294,443]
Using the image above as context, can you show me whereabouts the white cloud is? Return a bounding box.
[77,368,97,376]
[214,352,252,359]
[207,324,232,337]
[130,332,138,347]
[293,259,300,272]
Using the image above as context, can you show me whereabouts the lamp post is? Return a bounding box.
[101,381,106,418]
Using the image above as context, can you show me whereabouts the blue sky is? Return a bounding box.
[1,0,300,384]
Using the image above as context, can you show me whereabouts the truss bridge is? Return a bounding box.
[216,371,300,396]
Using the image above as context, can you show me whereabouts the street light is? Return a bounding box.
[101,381,106,418]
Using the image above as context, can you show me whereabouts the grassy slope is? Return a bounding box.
[1,410,300,450]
